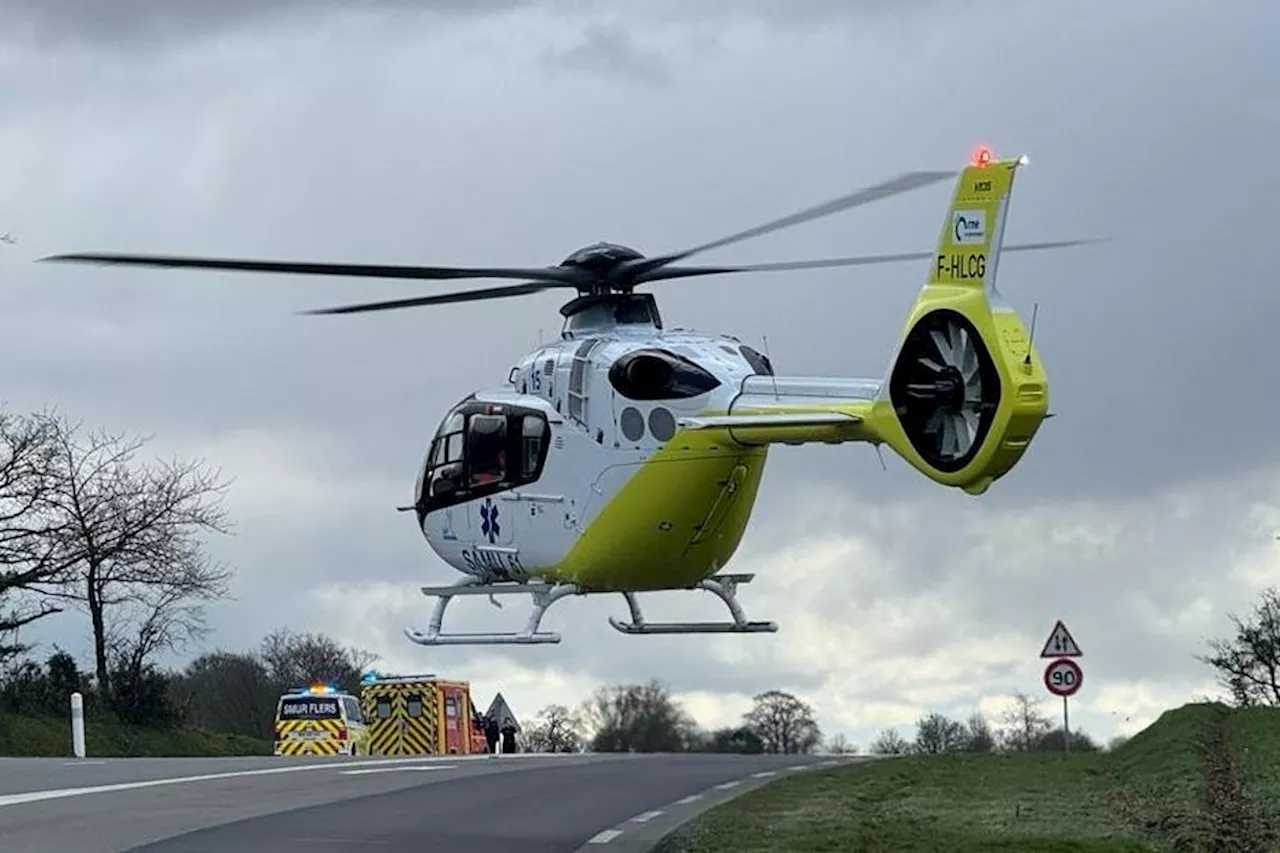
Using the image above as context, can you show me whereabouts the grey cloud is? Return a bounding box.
[0,0,945,49]
[541,21,672,86]
[0,0,525,48]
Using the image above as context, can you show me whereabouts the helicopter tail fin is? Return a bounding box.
[684,152,1049,496]
[864,150,1048,495]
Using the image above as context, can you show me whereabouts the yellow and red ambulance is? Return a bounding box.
[272,683,371,756]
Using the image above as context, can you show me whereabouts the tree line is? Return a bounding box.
[520,684,825,755]
[0,628,374,735]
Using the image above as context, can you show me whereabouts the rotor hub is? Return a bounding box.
[558,242,645,284]
[906,365,966,411]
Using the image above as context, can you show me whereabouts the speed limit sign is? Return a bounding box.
[1043,657,1083,697]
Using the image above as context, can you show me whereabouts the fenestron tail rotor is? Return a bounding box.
[40,162,1102,315]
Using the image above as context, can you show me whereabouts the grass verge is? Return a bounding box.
[659,703,1273,853]
[0,712,270,757]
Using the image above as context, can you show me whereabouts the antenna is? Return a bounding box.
[1024,302,1039,366]
[761,334,780,400]
[874,443,888,471]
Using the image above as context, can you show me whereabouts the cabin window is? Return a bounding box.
[567,338,599,426]
[377,700,391,719]
[408,697,423,718]
[520,415,547,478]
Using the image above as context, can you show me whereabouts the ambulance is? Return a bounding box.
[272,683,371,756]
[359,672,488,756]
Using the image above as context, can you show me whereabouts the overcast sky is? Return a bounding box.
[2,0,1278,748]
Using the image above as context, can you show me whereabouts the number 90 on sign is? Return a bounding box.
[1043,658,1083,697]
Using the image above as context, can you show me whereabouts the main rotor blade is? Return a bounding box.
[636,238,1106,282]
[299,281,553,315]
[619,169,958,281]
[41,252,582,285]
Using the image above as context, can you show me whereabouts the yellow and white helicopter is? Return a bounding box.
[44,147,1096,646]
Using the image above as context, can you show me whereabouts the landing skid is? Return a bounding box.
[405,573,779,647]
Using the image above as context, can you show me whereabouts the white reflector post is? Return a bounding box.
[70,691,86,759]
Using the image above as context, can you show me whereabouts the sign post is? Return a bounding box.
[1040,620,1082,753]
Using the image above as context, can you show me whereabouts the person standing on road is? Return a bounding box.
[500,717,517,754]
[483,713,500,756]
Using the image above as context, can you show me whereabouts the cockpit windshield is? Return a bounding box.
[417,400,551,513]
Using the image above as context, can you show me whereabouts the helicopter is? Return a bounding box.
[43,147,1097,646]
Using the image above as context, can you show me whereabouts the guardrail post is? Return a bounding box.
[70,691,86,758]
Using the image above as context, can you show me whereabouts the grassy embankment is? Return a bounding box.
[0,713,269,758]
[661,702,1280,852]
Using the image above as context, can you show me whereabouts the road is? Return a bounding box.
[0,752,867,853]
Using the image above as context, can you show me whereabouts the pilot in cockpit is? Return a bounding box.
[468,417,507,487]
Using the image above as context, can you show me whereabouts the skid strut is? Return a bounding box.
[405,576,580,646]
[608,573,778,636]
[405,572,778,647]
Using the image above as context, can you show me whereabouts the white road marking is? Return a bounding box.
[712,780,740,790]
[586,829,623,844]
[786,764,806,771]
[819,760,840,767]
[673,793,702,805]
[750,770,776,778]
[62,760,108,766]
[0,757,465,809]
[630,810,663,823]
[341,764,456,775]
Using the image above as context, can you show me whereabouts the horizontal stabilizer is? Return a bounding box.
[676,412,862,430]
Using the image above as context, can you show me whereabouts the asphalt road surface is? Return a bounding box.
[0,752,867,853]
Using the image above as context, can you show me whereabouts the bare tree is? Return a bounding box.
[999,692,1053,751]
[35,419,233,695]
[580,681,698,752]
[1198,587,1280,706]
[743,689,822,755]
[0,409,78,661]
[869,727,911,755]
[259,629,376,695]
[521,704,585,753]
[107,579,225,716]
[827,733,855,754]
[965,711,997,752]
[913,712,968,754]
[171,651,277,739]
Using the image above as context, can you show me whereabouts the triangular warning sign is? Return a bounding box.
[485,692,521,732]
[1039,620,1082,658]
